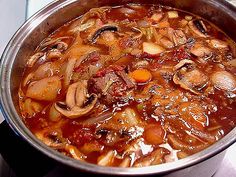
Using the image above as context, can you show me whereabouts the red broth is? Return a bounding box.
[19,4,236,167]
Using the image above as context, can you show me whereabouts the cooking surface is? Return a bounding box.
[0,0,236,176]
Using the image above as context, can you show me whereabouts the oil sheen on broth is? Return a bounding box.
[18,4,236,167]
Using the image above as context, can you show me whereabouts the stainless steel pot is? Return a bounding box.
[0,0,236,176]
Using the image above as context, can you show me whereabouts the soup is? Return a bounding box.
[18,4,236,167]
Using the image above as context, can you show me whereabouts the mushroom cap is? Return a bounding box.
[173,59,208,94]
[55,80,98,119]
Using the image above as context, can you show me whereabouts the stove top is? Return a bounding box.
[0,0,236,176]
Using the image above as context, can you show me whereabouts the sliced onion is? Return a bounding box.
[177,151,189,159]
[64,58,77,88]
[49,104,61,122]
[82,112,113,125]
[210,39,228,49]
[97,150,116,166]
[119,157,131,167]
[167,134,208,153]
[70,19,96,33]
[65,144,86,160]
[119,7,136,15]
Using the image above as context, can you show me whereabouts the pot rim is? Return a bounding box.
[0,0,236,175]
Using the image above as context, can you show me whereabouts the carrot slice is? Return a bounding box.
[129,69,152,83]
[144,124,165,145]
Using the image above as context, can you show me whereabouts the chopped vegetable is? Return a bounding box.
[167,11,179,18]
[151,13,163,22]
[209,39,228,49]
[179,19,188,27]
[49,104,61,122]
[129,69,152,83]
[97,150,116,166]
[185,15,192,21]
[71,19,95,32]
[155,21,170,28]
[113,108,140,127]
[142,42,165,55]
[26,76,61,101]
[21,98,43,117]
[144,124,165,145]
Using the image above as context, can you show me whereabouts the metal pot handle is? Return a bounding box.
[0,120,56,177]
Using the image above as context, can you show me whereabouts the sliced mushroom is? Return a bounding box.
[65,81,84,109]
[173,59,209,94]
[47,49,62,60]
[167,134,209,153]
[211,71,236,92]
[36,130,66,149]
[189,19,207,37]
[27,52,44,67]
[89,25,118,43]
[36,130,85,160]
[55,80,98,119]
[39,37,71,51]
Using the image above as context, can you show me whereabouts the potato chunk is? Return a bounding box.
[26,76,61,101]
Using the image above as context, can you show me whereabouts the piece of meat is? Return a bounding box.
[88,65,135,104]
[116,70,135,89]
